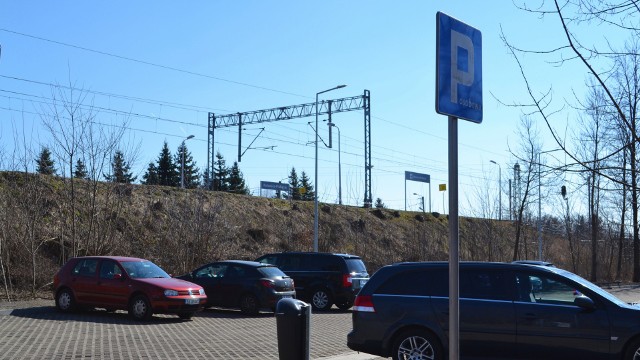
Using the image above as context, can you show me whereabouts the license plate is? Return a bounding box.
[185,298,200,305]
[353,278,368,289]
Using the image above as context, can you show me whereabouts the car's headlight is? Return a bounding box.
[164,289,179,297]
[199,288,205,295]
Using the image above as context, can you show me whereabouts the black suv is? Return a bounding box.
[255,252,368,310]
[348,261,640,360]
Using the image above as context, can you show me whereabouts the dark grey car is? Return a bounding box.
[177,260,295,315]
[347,261,640,360]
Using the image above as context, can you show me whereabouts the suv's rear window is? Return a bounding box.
[345,258,367,273]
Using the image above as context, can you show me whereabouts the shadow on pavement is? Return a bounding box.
[5,306,192,325]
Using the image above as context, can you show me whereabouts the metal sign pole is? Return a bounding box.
[448,116,460,360]
[436,13,481,360]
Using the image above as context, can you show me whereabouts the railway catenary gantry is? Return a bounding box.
[207,89,372,207]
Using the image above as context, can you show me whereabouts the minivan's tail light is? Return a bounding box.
[260,279,275,288]
[353,295,375,312]
[342,274,353,287]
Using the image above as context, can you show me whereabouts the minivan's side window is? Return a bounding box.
[375,268,449,297]
[460,269,511,301]
[72,259,98,277]
[518,272,579,305]
[279,255,302,272]
[314,256,341,271]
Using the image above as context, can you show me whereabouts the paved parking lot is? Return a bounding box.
[0,300,374,360]
[2,285,639,359]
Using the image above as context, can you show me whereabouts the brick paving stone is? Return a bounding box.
[2,285,638,359]
[0,303,355,359]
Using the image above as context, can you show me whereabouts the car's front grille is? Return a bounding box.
[177,290,200,296]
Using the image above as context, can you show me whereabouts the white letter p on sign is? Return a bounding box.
[450,30,474,104]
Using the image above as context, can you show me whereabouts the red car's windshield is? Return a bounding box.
[121,261,170,279]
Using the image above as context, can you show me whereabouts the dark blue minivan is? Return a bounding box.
[348,261,640,360]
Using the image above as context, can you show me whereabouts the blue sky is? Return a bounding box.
[0,2,604,215]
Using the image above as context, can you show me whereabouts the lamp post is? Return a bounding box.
[489,160,502,220]
[413,193,425,213]
[327,122,342,205]
[181,135,195,189]
[314,85,346,252]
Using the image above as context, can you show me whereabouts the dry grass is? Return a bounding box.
[0,172,627,300]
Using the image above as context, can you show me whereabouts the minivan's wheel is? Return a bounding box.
[129,295,153,321]
[624,338,640,360]
[239,294,260,315]
[311,288,333,311]
[392,329,442,360]
[56,288,75,312]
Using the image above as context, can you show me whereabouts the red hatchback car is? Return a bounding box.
[53,256,207,320]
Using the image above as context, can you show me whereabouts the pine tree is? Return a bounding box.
[375,198,385,209]
[201,169,213,190]
[35,147,56,175]
[228,161,250,195]
[213,152,230,191]
[299,171,314,201]
[142,162,159,185]
[174,142,200,188]
[156,141,178,186]
[288,167,301,200]
[73,159,88,179]
[105,150,136,183]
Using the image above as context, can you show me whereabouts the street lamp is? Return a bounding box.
[181,135,195,189]
[327,122,342,205]
[413,193,425,213]
[315,85,346,253]
[489,160,502,220]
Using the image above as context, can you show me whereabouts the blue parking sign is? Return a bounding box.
[436,12,482,123]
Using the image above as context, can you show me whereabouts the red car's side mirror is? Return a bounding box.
[113,273,123,280]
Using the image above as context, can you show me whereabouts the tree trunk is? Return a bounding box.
[632,143,640,282]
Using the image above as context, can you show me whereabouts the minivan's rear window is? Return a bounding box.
[345,259,367,273]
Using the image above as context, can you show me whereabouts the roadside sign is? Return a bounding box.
[405,171,430,183]
[439,184,446,191]
[260,181,290,193]
[436,11,483,123]
[404,171,432,212]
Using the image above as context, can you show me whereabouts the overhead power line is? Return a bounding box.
[0,74,230,113]
[0,28,308,99]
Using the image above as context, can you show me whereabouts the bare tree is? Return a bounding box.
[574,84,611,281]
[511,117,541,261]
[610,41,640,280]
[40,78,91,258]
[40,76,131,259]
[503,1,640,278]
